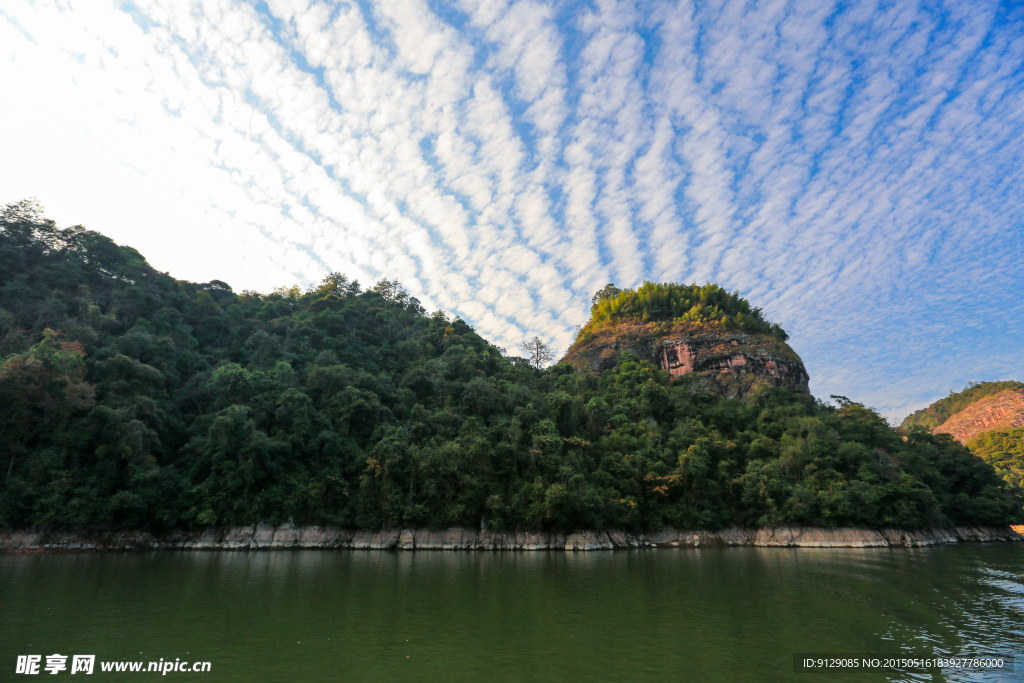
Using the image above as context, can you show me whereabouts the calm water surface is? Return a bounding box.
[2,545,1023,682]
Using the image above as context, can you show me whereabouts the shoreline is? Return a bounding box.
[2,525,1022,552]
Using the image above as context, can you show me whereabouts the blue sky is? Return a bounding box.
[1,0,1022,420]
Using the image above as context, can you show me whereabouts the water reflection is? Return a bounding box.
[2,546,1023,682]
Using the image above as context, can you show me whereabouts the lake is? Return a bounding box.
[2,545,1022,682]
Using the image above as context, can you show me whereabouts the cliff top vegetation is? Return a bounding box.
[581,281,789,342]
[901,380,1024,431]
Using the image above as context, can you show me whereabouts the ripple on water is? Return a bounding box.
[1,544,1023,682]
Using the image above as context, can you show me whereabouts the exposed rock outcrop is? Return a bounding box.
[934,389,1024,444]
[561,323,809,398]
[3,525,1019,552]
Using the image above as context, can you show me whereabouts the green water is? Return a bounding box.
[2,545,1022,682]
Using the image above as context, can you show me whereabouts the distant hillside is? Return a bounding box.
[901,381,1024,496]
[932,390,1024,444]
[901,381,1024,431]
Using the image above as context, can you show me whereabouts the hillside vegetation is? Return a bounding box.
[969,430,1024,491]
[582,281,789,341]
[1,201,1020,532]
[901,380,1024,431]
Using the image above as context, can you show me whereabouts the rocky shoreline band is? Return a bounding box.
[2,525,1023,552]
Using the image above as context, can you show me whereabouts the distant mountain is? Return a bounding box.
[901,381,1024,432]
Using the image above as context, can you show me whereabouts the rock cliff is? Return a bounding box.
[934,389,1024,444]
[560,322,809,398]
[2,525,1020,552]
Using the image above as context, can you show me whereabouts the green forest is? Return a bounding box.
[1,201,1021,532]
[968,430,1024,492]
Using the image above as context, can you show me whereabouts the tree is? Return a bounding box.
[312,272,360,298]
[591,283,622,312]
[1,197,46,224]
[371,278,408,304]
[0,330,95,480]
[521,336,553,369]
[272,284,304,300]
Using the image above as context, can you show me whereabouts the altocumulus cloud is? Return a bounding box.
[1,0,1022,419]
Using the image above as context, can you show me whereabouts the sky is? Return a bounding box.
[1,0,1023,421]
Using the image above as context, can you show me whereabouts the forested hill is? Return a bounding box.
[901,381,1024,431]
[1,201,1021,532]
[900,380,1024,499]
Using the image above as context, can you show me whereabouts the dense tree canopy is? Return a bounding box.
[1,202,1020,531]
[968,429,1024,491]
[586,281,789,340]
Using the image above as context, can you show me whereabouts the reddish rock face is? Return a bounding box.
[661,342,695,376]
[562,326,810,399]
[934,389,1024,444]
[654,334,809,396]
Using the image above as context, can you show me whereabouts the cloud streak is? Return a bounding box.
[1,0,1022,419]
